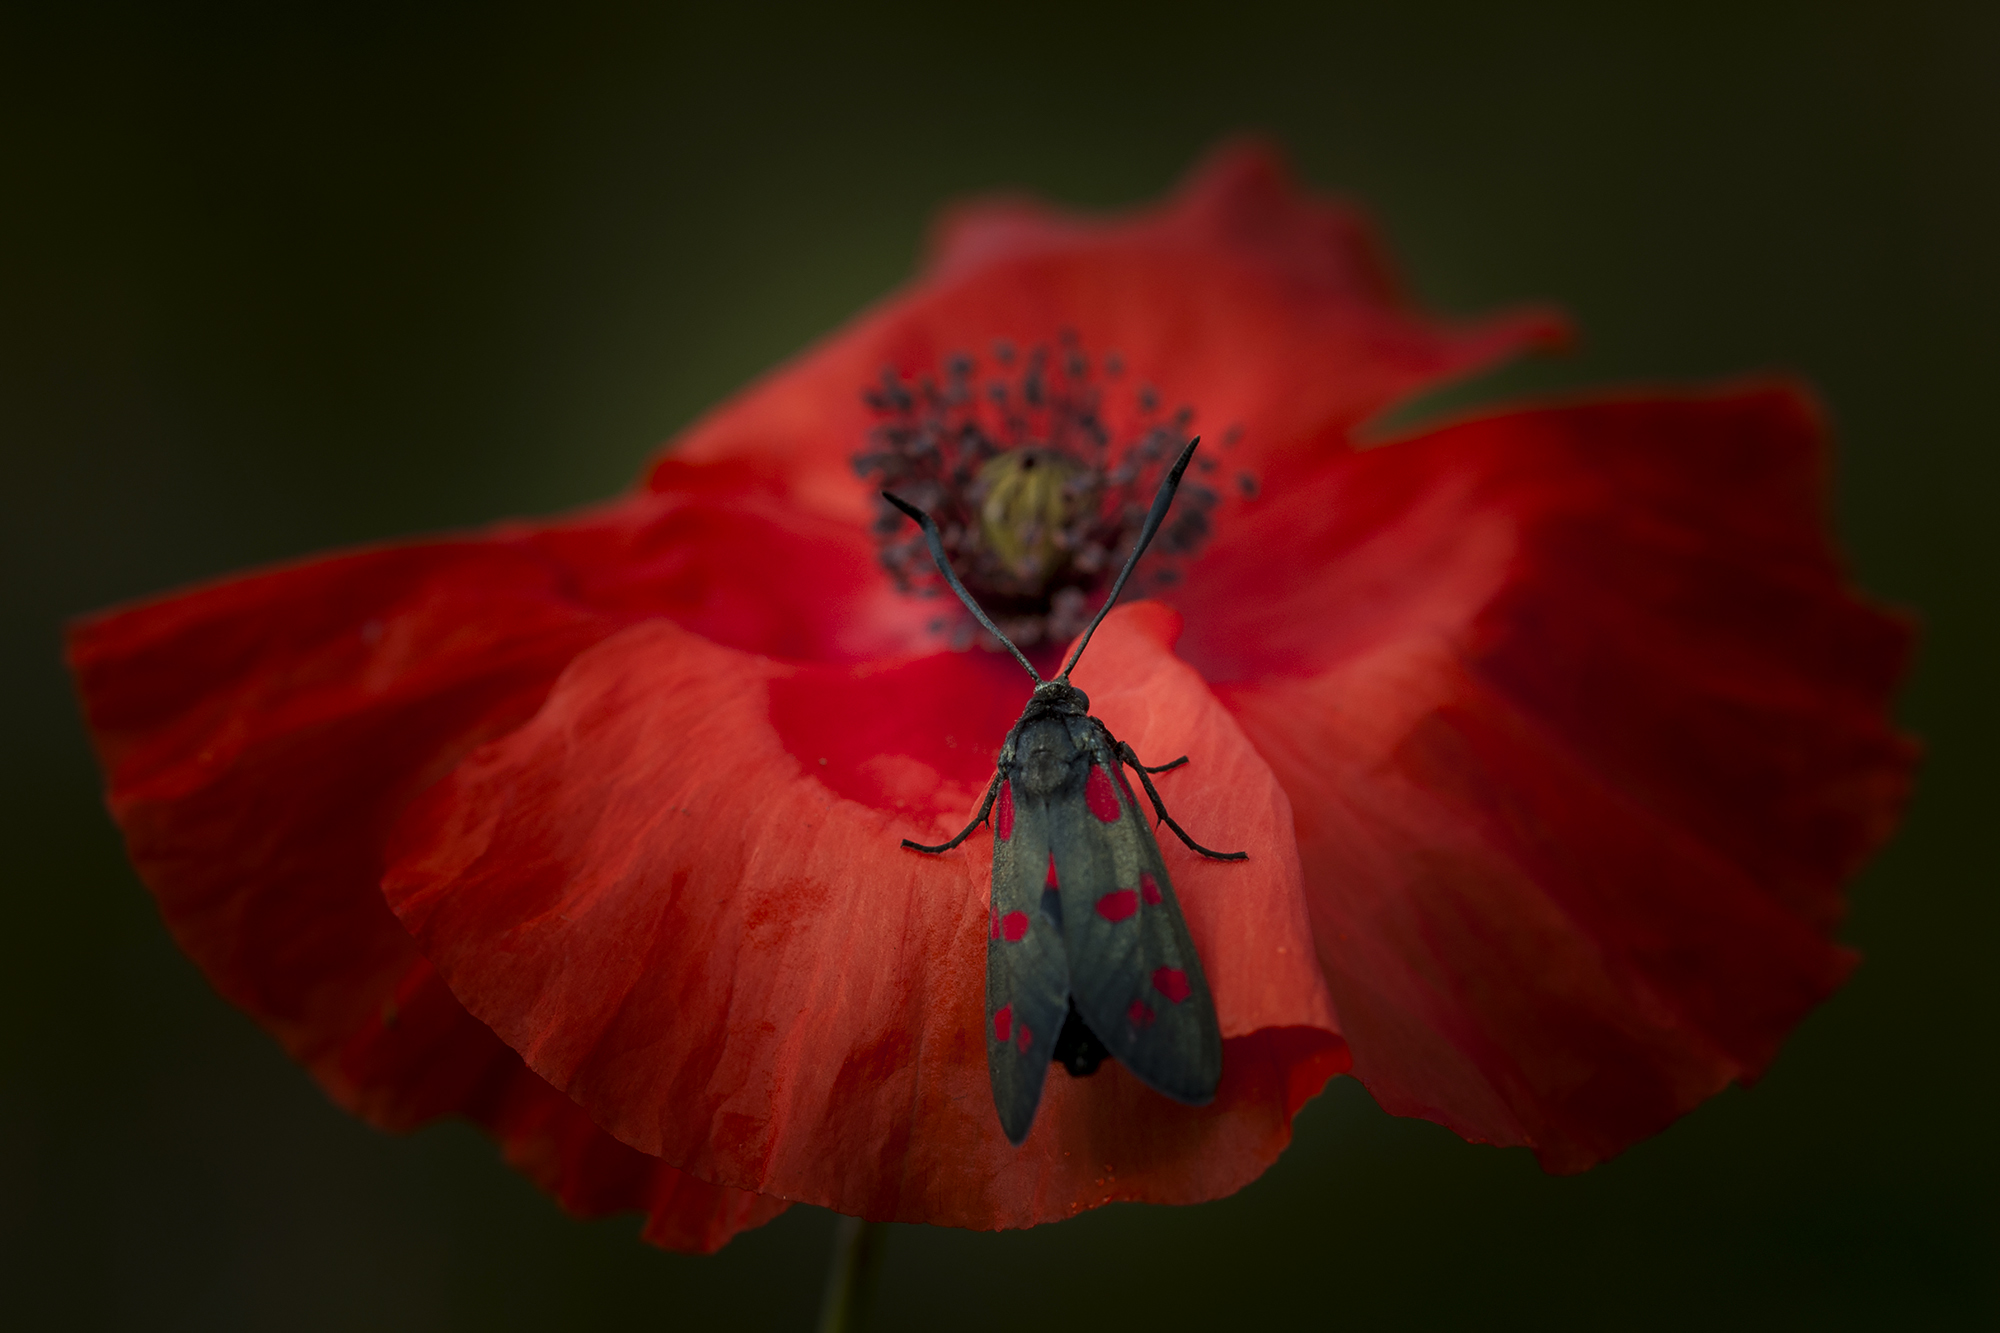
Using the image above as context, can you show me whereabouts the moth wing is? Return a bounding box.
[1049,722,1222,1105]
[986,770,1071,1145]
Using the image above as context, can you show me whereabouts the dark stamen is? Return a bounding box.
[853,339,1242,653]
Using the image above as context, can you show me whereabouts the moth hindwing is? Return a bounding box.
[886,436,1245,1145]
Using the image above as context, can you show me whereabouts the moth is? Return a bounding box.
[885,437,1245,1145]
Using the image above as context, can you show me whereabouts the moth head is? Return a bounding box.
[1032,680,1090,715]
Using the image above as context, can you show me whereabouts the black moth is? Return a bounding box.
[884,437,1245,1146]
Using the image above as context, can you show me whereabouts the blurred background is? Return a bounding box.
[3,2,1994,1328]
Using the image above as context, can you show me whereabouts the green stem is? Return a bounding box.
[815,1216,887,1333]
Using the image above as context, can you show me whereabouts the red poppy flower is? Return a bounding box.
[67,143,1914,1252]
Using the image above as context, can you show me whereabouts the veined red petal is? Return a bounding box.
[340,957,787,1253]
[381,605,1342,1227]
[63,489,916,1250]
[1195,385,1915,1170]
[647,142,1563,525]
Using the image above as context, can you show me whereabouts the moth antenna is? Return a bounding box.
[1057,436,1200,682]
[882,491,1043,685]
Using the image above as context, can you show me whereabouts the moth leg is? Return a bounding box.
[1119,742,1249,862]
[1114,731,1186,772]
[901,772,1003,855]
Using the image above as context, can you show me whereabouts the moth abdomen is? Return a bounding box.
[1052,999,1111,1078]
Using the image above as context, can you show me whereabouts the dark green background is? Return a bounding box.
[4,3,1993,1328]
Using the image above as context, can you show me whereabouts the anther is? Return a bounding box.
[854,338,1237,651]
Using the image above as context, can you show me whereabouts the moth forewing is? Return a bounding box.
[985,743,1071,1146]
[1048,722,1222,1106]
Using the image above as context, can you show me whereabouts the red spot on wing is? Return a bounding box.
[993,1005,1013,1043]
[1152,967,1192,1004]
[995,779,1014,841]
[1095,889,1139,922]
[1128,999,1156,1028]
[1045,852,1058,889]
[1001,911,1029,942]
[1085,765,1121,822]
[1016,1022,1033,1053]
[1140,872,1163,905]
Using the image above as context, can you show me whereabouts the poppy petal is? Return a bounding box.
[648,141,1564,523]
[381,605,1343,1227]
[339,955,788,1253]
[63,494,869,1250]
[1193,386,1915,1170]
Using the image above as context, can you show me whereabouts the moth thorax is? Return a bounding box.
[975,448,1090,591]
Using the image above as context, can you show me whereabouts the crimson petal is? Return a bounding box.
[63,489,907,1249]
[1187,386,1915,1169]
[381,605,1343,1226]
[649,141,1564,523]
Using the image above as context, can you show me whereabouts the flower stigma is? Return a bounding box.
[854,333,1238,656]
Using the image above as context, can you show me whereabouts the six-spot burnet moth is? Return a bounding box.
[884,437,1246,1146]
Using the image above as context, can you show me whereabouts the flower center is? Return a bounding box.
[854,334,1233,652]
[975,447,1087,592]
